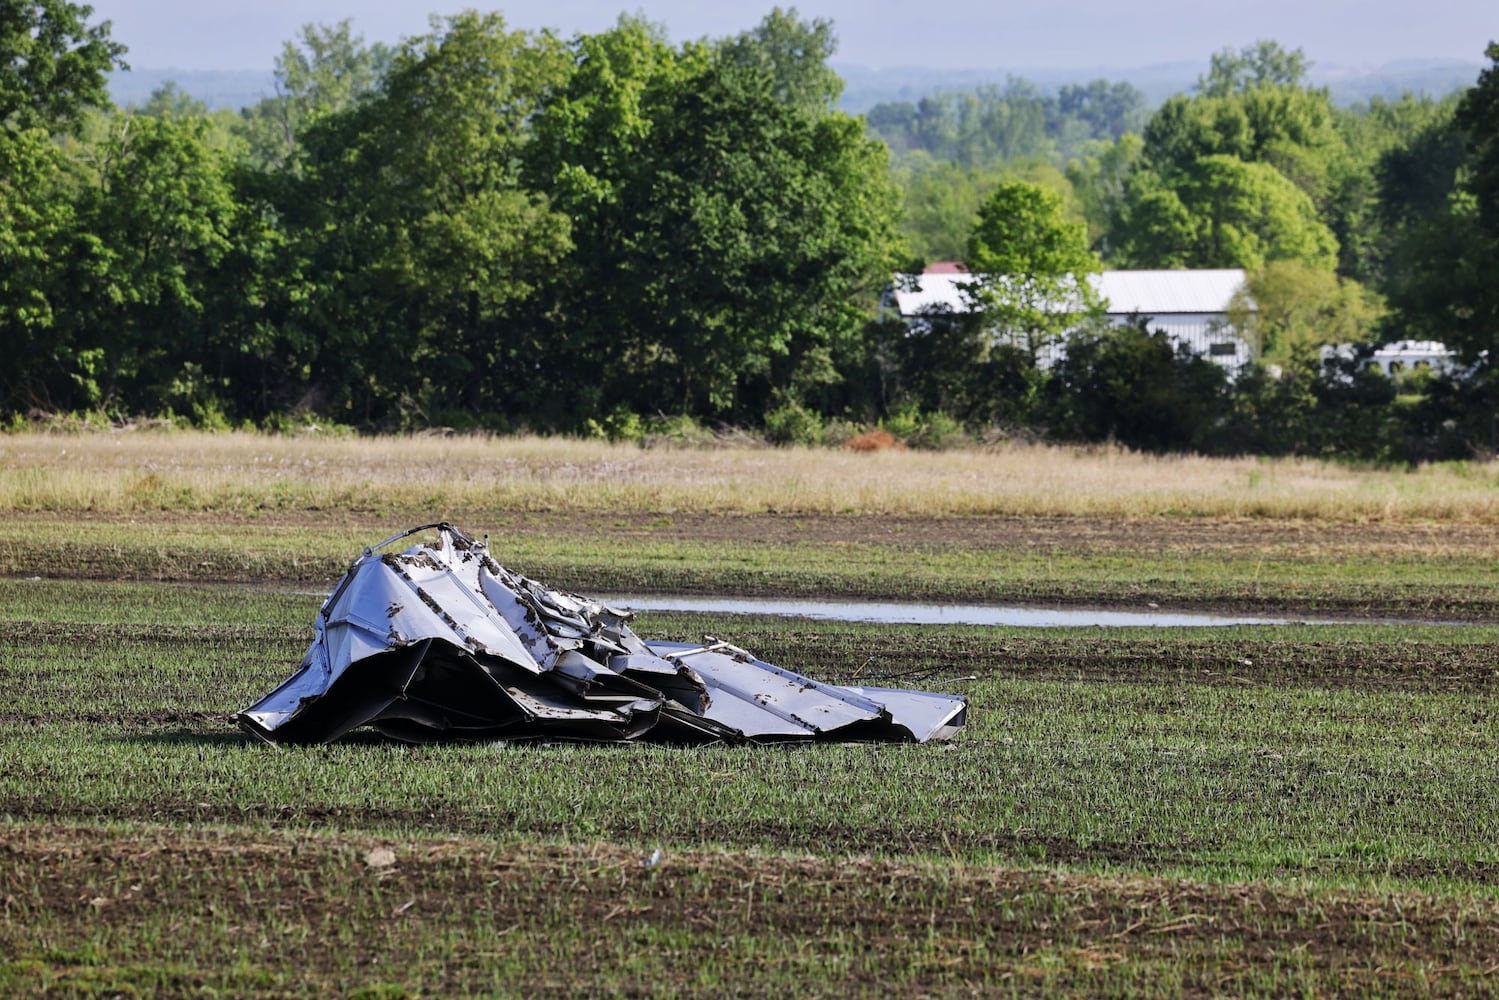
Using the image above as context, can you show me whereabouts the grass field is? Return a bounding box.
[3,431,1498,995]
[7,429,1499,520]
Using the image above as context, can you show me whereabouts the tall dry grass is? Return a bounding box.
[2,430,1498,521]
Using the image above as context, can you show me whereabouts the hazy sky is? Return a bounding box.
[102,0,1495,72]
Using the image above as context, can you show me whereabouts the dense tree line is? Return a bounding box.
[3,5,900,431]
[2,3,1498,461]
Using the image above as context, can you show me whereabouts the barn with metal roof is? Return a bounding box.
[888,267,1252,369]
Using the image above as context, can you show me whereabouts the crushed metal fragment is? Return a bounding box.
[237,523,967,746]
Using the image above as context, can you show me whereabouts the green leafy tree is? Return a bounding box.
[894,310,1044,427]
[0,2,126,413]
[1065,132,1143,252]
[1142,94,1256,170]
[1045,317,1229,452]
[1229,260,1385,368]
[1382,45,1499,372]
[868,77,1141,171]
[716,6,841,113]
[895,154,991,262]
[523,15,687,424]
[1055,79,1147,141]
[66,111,239,410]
[1197,40,1310,97]
[866,82,1054,167]
[642,48,901,416]
[896,155,1083,264]
[0,125,84,411]
[1371,55,1499,456]
[1177,155,1338,269]
[1105,41,1350,274]
[1219,351,1404,460]
[964,180,1102,361]
[127,84,243,157]
[135,81,205,120]
[284,12,572,425]
[1116,155,1338,270]
[1327,93,1459,282]
[1112,184,1199,268]
[238,20,392,171]
[0,0,125,133]
[1141,82,1341,204]
[1375,102,1468,227]
[529,12,902,421]
[1460,43,1499,236]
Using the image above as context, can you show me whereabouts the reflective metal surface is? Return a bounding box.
[238,524,967,746]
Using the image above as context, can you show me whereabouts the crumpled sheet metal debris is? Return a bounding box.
[237,523,967,745]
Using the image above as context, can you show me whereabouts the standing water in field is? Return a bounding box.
[606,596,1314,628]
[237,523,967,746]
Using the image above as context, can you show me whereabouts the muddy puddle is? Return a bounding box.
[605,596,1328,627]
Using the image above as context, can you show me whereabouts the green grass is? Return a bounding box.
[5,707,1497,890]
[6,565,1499,991]
[8,624,1499,894]
[4,582,1498,893]
[4,515,1499,616]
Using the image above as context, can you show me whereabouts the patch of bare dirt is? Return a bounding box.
[3,824,1496,995]
[22,508,1499,557]
[466,511,1499,559]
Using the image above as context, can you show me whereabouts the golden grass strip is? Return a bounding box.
[3,430,1499,521]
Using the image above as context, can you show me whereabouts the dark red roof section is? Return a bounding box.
[924,261,969,274]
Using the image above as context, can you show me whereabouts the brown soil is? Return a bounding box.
[25,507,1499,556]
[750,631,1499,694]
[4,824,1497,996]
[412,509,1482,557]
[11,785,1499,888]
[549,511,1499,557]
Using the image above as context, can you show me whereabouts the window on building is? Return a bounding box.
[1208,342,1238,357]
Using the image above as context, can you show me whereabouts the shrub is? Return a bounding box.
[1045,320,1230,453]
[905,409,968,450]
[641,414,717,448]
[820,417,864,448]
[882,403,923,441]
[763,400,824,446]
[585,405,645,443]
[881,404,969,450]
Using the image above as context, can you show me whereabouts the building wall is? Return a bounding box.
[1106,313,1251,370]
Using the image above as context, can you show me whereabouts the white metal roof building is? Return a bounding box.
[889,268,1252,369]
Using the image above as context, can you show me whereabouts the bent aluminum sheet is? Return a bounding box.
[238,523,966,745]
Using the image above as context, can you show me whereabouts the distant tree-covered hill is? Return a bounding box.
[108,68,274,110]
[834,58,1483,112]
[109,58,1481,115]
